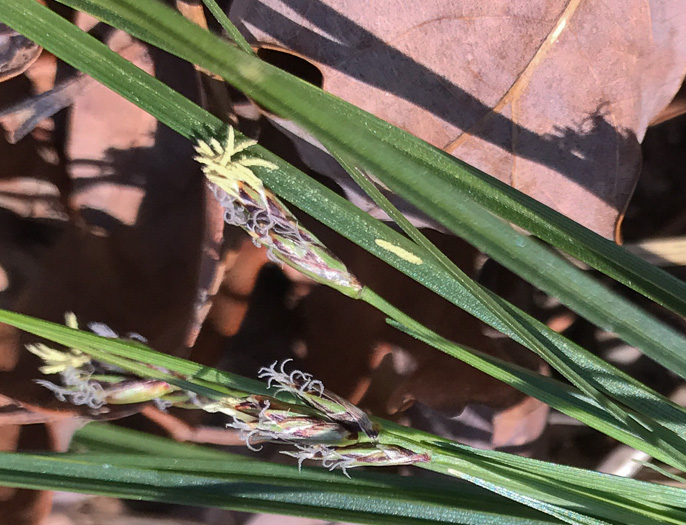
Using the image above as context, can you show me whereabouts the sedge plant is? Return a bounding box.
[0,1,685,524]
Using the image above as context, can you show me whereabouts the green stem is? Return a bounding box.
[200,0,255,55]
[376,431,602,525]
[329,158,637,435]
[333,155,684,457]
[359,287,686,471]
[377,428,684,525]
[335,153,653,432]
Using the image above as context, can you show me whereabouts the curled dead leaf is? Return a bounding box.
[0,24,42,83]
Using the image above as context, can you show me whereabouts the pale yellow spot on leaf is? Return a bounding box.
[375,239,423,265]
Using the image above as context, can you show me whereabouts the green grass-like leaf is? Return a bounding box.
[45,0,686,385]
[0,310,685,524]
[5,0,682,429]
[0,452,554,525]
[1,0,686,467]
[2,2,686,523]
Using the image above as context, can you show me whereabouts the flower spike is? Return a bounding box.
[258,359,378,439]
[194,127,363,298]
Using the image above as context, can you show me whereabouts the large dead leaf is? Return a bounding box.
[230,0,686,239]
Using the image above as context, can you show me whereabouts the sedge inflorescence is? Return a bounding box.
[194,127,362,298]
[227,359,428,477]
[30,316,428,477]
[27,313,111,410]
[27,314,175,412]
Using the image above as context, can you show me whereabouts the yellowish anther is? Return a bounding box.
[194,127,278,199]
[26,343,91,375]
[65,311,79,329]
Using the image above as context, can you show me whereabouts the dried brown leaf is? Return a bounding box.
[231,0,686,239]
[0,24,41,84]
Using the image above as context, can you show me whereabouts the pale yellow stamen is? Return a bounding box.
[26,343,91,375]
[194,127,277,199]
